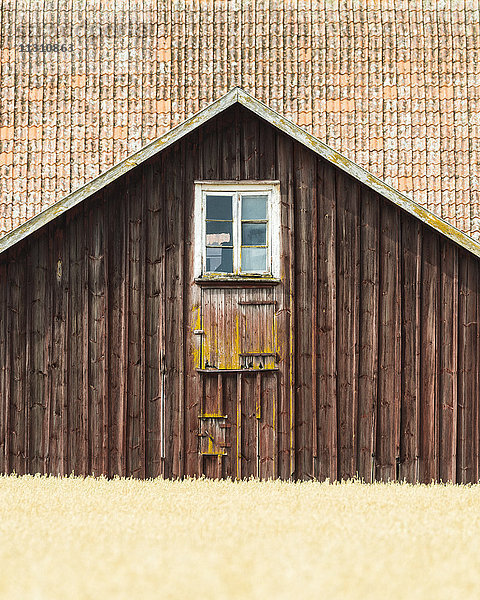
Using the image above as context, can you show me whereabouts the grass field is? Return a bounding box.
[0,476,479,599]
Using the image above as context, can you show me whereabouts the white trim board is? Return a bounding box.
[1,87,479,259]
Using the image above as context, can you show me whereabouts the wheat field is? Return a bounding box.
[0,476,479,599]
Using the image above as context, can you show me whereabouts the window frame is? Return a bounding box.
[194,181,281,279]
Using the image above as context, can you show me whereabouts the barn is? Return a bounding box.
[1,87,480,483]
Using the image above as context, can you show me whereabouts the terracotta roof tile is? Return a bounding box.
[1,0,480,238]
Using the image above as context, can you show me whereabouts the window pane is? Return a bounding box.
[206,221,233,246]
[206,247,233,273]
[242,195,267,220]
[206,195,232,220]
[241,247,267,272]
[242,222,267,246]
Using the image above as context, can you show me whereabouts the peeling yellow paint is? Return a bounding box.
[199,413,227,419]
[191,304,202,368]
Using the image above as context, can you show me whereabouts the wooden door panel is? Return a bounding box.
[201,287,277,369]
[197,370,276,479]
[202,288,239,369]
[197,283,280,479]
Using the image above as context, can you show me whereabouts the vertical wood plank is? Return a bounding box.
[88,199,107,476]
[50,227,68,475]
[183,130,201,477]
[30,238,48,474]
[140,171,147,480]
[127,174,143,478]
[418,228,439,483]
[457,253,478,483]
[439,241,458,482]
[257,371,276,479]
[9,250,27,474]
[4,259,11,474]
[220,107,239,180]
[399,219,422,482]
[293,144,315,479]
[24,248,32,475]
[82,207,90,475]
[67,213,84,475]
[275,132,294,479]
[376,204,401,481]
[164,141,185,478]
[236,373,242,479]
[336,174,360,480]
[241,375,257,478]
[257,112,276,180]
[145,161,165,479]
[121,189,130,476]
[240,106,259,180]
[0,262,6,473]
[107,181,127,476]
[316,160,337,482]
[357,190,379,482]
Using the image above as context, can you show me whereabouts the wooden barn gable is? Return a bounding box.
[1,88,480,483]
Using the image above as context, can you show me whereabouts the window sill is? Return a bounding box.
[194,276,281,288]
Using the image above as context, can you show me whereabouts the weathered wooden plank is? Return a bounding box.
[126,174,144,478]
[88,198,107,476]
[27,237,48,474]
[9,250,27,474]
[144,161,165,479]
[257,112,276,180]
[258,372,276,479]
[176,140,186,478]
[315,160,337,482]
[241,374,257,478]
[0,262,7,473]
[82,207,90,475]
[163,141,185,478]
[439,241,458,482]
[121,188,130,477]
[376,203,401,481]
[106,181,127,476]
[357,190,379,482]
[399,219,421,482]
[240,107,259,180]
[418,228,439,483]
[183,131,201,477]
[293,144,315,479]
[49,227,68,475]
[220,106,240,180]
[275,131,294,479]
[336,173,360,480]
[102,206,109,478]
[477,262,480,483]
[139,170,147,479]
[3,261,11,474]
[67,213,85,475]
[198,117,219,181]
[457,253,478,483]
[222,374,236,479]
[236,373,242,479]
[24,247,32,475]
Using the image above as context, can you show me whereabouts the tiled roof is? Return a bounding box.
[1,0,480,239]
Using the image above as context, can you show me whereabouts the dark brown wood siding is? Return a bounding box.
[0,105,479,482]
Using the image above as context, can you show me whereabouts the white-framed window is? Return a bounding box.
[194,181,281,278]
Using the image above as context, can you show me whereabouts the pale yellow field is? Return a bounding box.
[0,476,479,599]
